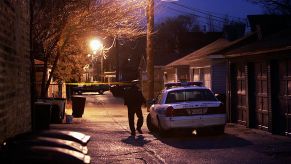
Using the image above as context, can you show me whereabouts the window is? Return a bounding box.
[165,89,217,104]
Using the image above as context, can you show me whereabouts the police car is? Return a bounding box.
[146,81,226,135]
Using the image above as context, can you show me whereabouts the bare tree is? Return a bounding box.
[247,0,291,15]
[31,0,146,97]
[155,15,200,54]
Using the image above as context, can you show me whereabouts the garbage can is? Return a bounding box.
[34,102,52,131]
[71,96,86,118]
[37,98,66,123]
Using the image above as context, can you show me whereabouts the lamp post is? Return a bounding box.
[89,39,103,82]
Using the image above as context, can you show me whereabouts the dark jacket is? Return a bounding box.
[124,86,145,108]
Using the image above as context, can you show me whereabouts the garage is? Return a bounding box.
[279,59,291,136]
[255,62,269,131]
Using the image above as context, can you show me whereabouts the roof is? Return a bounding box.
[225,29,291,58]
[166,32,258,67]
[166,38,230,67]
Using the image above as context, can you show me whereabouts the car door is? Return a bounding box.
[149,92,164,126]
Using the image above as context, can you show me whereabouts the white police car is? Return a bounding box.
[146,82,226,135]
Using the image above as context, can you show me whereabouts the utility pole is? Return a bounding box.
[146,0,154,100]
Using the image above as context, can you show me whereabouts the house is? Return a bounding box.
[164,32,257,95]
[163,15,291,136]
[164,38,230,94]
[35,59,66,98]
[225,27,291,136]
[139,32,223,98]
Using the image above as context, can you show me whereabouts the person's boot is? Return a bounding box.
[137,128,143,134]
[131,131,136,136]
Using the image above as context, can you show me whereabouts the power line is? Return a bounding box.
[170,2,247,23]
[165,6,223,32]
[166,6,227,24]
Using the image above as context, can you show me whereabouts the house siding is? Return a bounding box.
[164,67,176,83]
[0,1,31,143]
[177,66,190,82]
[191,67,211,89]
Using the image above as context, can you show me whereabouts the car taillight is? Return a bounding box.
[206,103,226,114]
[165,106,174,117]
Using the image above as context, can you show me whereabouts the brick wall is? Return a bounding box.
[0,1,31,143]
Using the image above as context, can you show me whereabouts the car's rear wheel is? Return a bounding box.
[146,114,155,133]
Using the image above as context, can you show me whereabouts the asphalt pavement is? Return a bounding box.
[50,92,291,164]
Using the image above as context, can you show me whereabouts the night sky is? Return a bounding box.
[155,0,264,24]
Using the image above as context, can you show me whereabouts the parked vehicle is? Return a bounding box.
[146,81,226,136]
[72,84,110,95]
[110,83,131,97]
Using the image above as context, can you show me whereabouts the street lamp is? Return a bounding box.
[90,39,103,55]
[89,39,104,81]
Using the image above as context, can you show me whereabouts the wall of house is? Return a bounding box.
[0,1,31,143]
[211,62,227,94]
[164,67,176,83]
[177,66,190,82]
[190,66,211,89]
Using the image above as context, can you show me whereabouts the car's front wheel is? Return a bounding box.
[146,114,155,133]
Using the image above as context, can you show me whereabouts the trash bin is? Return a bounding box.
[37,98,66,123]
[34,102,52,131]
[71,96,86,118]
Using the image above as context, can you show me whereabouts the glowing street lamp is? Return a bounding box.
[88,39,104,81]
[90,39,103,54]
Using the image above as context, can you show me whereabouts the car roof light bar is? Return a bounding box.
[164,81,203,89]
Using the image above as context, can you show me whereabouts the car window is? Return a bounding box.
[165,89,217,104]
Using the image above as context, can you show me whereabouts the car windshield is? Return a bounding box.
[165,89,217,104]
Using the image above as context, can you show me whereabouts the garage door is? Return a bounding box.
[255,63,269,131]
[236,64,247,125]
[279,59,291,136]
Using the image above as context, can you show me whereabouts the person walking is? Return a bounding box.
[124,80,146,136]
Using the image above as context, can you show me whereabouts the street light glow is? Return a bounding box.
[90,39,103,53]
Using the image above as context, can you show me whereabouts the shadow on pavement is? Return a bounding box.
[121,135,151,147]
[151,131,253,150]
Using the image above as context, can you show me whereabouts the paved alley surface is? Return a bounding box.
[51,92,291,164]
